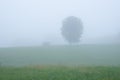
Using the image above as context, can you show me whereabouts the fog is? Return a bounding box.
[0,0,120,47]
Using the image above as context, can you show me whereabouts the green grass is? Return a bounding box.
[0,45,120,80]
[0,45,120,66]
[0,66,120,80]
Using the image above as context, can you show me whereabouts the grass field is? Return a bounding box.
[0,45,120,80]
[0,66,120,80]
[0,44,120,66]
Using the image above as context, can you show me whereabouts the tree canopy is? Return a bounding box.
[61,16,83,44]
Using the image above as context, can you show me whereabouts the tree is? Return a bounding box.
[42,41,51,46]
[61,16,83,44]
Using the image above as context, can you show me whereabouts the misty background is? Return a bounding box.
[0,0,120,47]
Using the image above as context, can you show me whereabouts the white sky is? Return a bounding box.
[0,0,120,46]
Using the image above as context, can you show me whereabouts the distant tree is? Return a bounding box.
[61,16,83,44]
[42,41,51,46]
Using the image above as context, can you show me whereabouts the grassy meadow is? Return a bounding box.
[0,66,120,80]
[0,44,120,66]
[0,44,120,80]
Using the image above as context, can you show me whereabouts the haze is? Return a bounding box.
[0,0,120,47]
